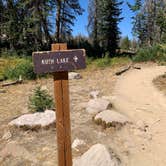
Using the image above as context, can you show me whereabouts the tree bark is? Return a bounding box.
[56,0,62,42]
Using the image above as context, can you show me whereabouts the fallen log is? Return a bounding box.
[2,79,23,87]
[115,66,131,76]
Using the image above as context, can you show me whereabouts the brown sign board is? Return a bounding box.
[32,49,86,74]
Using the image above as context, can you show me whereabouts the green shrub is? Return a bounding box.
[111,57,131,66]
[4,59,36,80]
[87,56,131,68]
[93,56,112,68]
[133,45,166,63]
[86,57,94,66]
[28,86,54,112]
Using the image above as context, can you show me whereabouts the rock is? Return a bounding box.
[9,110,56,129]
[73,144,120,166]
[89,90,100,99]
[94,110,129,128]
[136,120,148,131]
[0,89,6,93]
[69,72,82,80]
[86,98,112,114]
[72,138,86,151]
[42,161,54,166]
[41,85,48,91]
[2,131,12,140]
[0,141,37,162]
[102,96,117,103]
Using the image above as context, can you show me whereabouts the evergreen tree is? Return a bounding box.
[1,0,53,54]
[87,0,101,57]
[88,0,123,57]
[156,0,166,42]
[88,0,99,46]
[20,0,53,51]
[128,0,166,45]
[98,0,123,57]
[54,0,84,42]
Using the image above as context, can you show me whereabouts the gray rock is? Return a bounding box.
[94,110,129,127]
[72,138,86,151]
[9,110,56,129]
[73,144,120,166]
[89,90,100,99]
[69,72,82,80]
[86,98,112,114]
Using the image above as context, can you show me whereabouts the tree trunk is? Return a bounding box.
[56,0,61,42]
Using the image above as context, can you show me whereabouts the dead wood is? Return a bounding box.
[2,80,23,87]
[132,66,141,70]
[115,66,131,76]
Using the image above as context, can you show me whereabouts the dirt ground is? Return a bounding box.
[0,63,165,166]
[153,73,166,95]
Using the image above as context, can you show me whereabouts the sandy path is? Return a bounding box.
[113,65,166,166]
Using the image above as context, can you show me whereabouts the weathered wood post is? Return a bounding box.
[32,43,86,166]
[52,43,72,166]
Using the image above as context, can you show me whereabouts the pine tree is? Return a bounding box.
[20,0,53,51]
[156,0,166,42]
[128,0,166,45]
[1,0,53,54]
[88,0,123,57]
[88,0,99,46]
[87,0,101,57]
[54,0,84,42]
[98,0,123,57]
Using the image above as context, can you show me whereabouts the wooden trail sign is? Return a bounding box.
[33,49,86,74]
[32,43,86,166]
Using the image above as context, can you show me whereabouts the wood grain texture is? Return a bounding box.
[52,43,72,166]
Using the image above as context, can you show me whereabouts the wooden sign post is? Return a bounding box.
[32,43,86,166]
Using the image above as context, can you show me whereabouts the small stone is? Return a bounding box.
[9,110,56,129]
[136,120,147,131]
[0,89,6,93]
[86,98,112,114]
[69,72,82,80]
[73,144,120,166]
[94,110,129,128]
[2,131,12,140]
[72,138,86,151]
[42,147,50,153]
[89,90,100,99]
[41,85,48,91]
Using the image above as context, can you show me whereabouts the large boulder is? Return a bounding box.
[94,110,129,128]
[86,98,112,114]
[73,144,120,166]
[9,110,56,129]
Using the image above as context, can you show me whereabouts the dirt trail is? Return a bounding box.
[113,65,166,166]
